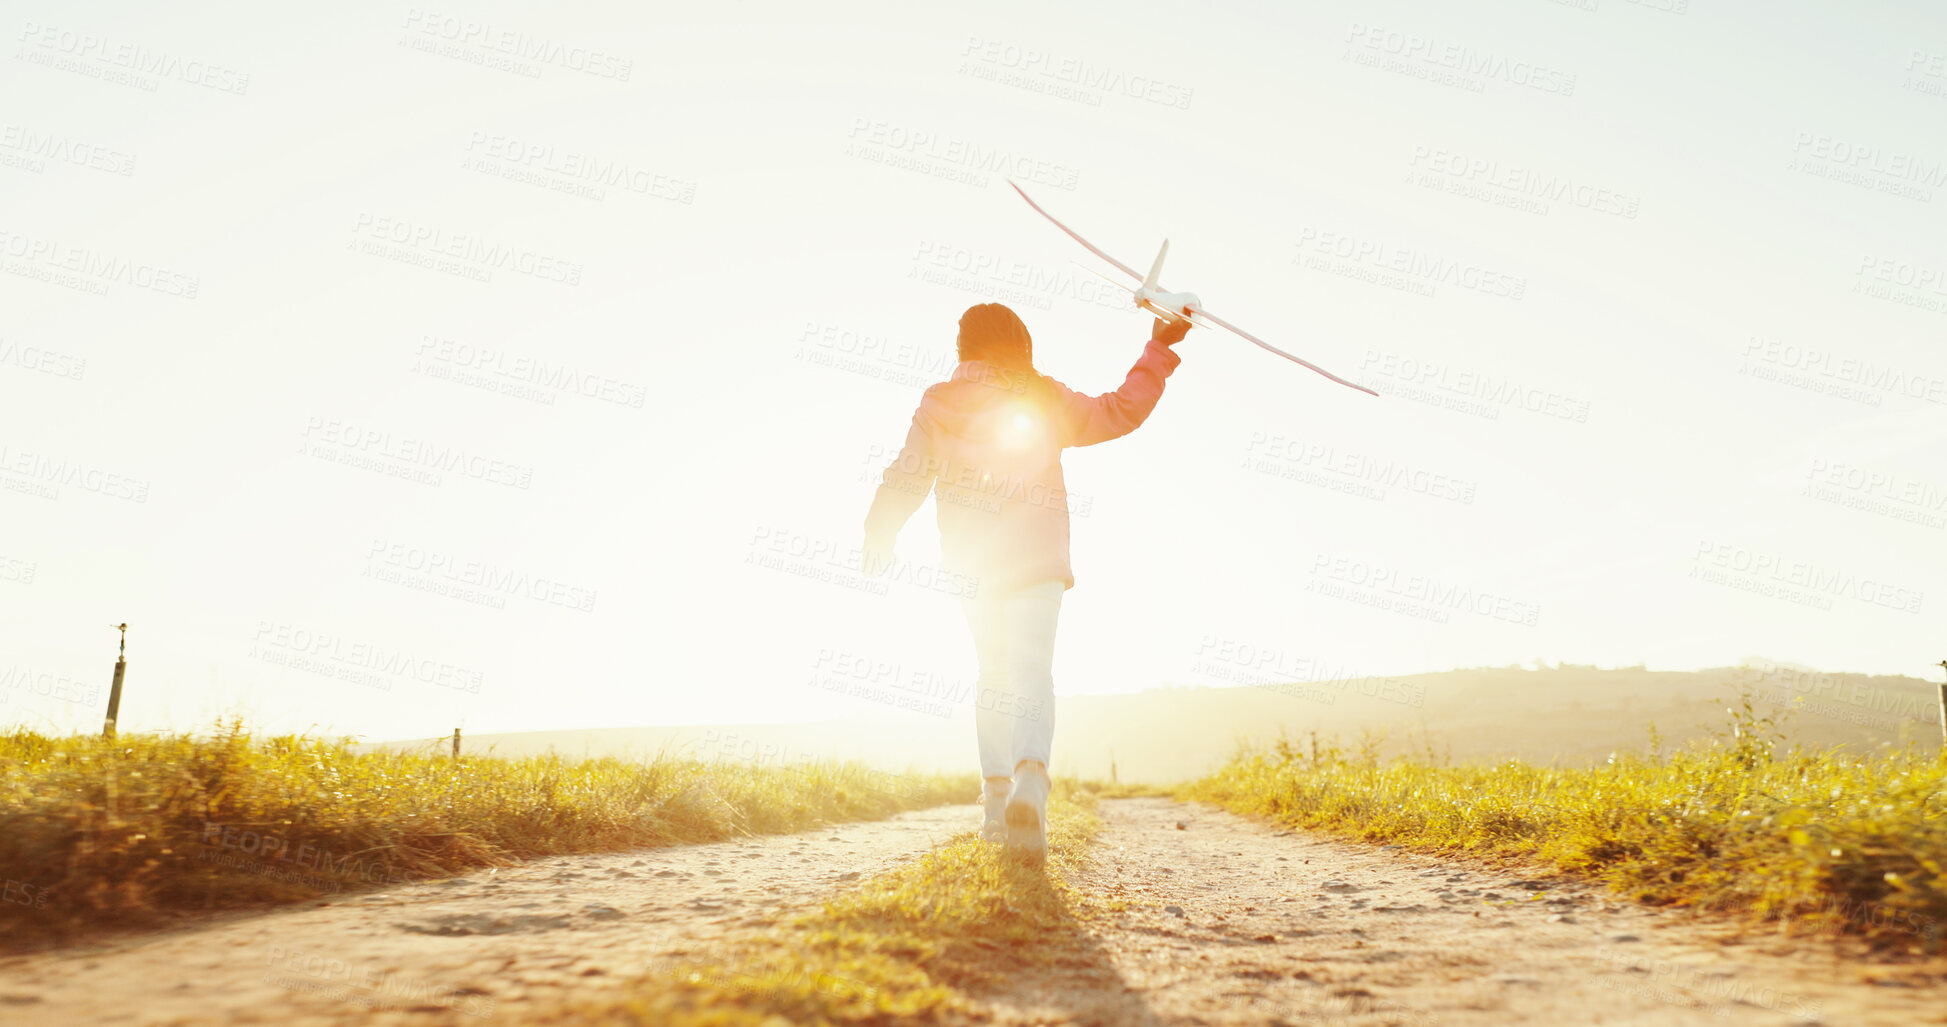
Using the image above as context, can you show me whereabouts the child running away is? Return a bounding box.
[862,302,1191,863]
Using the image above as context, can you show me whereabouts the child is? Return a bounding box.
[862,303,1190,861]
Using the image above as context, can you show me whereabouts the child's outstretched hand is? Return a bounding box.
[1152,311,1193,346]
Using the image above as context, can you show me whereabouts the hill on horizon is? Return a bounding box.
[370,663,1944,785]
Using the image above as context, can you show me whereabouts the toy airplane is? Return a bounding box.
[1007,180,1378,397]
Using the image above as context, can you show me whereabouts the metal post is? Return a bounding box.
[103,623,128,739]
[452,728,461,758]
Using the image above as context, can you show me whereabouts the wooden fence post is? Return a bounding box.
[1935,660,1946,749]
[102,623,128,739]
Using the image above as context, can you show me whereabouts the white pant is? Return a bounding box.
[960,579,1064,779]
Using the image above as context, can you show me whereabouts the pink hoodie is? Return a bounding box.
[863,337,1182,595]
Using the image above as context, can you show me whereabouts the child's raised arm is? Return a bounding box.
[1053,317,1188,448]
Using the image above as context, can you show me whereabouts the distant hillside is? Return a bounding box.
[373,664,1944,785]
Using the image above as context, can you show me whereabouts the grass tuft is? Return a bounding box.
[571,781,1108,1025]
[1183,697,1947,953]
[0,721,968,949]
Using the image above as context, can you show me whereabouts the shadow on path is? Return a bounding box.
[939,854,1165,1027]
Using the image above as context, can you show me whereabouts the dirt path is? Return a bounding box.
[0,805,971,1025]
[5,798,1943,1025]
[990,797,1943,1027]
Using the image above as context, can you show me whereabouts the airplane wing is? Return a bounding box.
[1197,310,1380,397]
[1008,180,1143,281]
[1008,180,1378,398]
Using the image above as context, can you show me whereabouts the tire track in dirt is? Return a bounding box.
[978,797,1942,1026]
[0,804,972,1025]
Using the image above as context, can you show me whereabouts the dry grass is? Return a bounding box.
[0,721,968,949]
[562,782,1110,1025]
[1184,696,1947,953]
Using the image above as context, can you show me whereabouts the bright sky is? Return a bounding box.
[3,0,1943,742]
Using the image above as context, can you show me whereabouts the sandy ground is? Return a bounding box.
[983,797,1946,1027]
[2,797,1942,1026]
[0,805,969,1025]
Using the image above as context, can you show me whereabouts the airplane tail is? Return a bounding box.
[1142,240,1168,292]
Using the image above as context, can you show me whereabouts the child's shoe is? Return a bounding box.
[980,776,1011,842]
[1004,761,1050,864]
